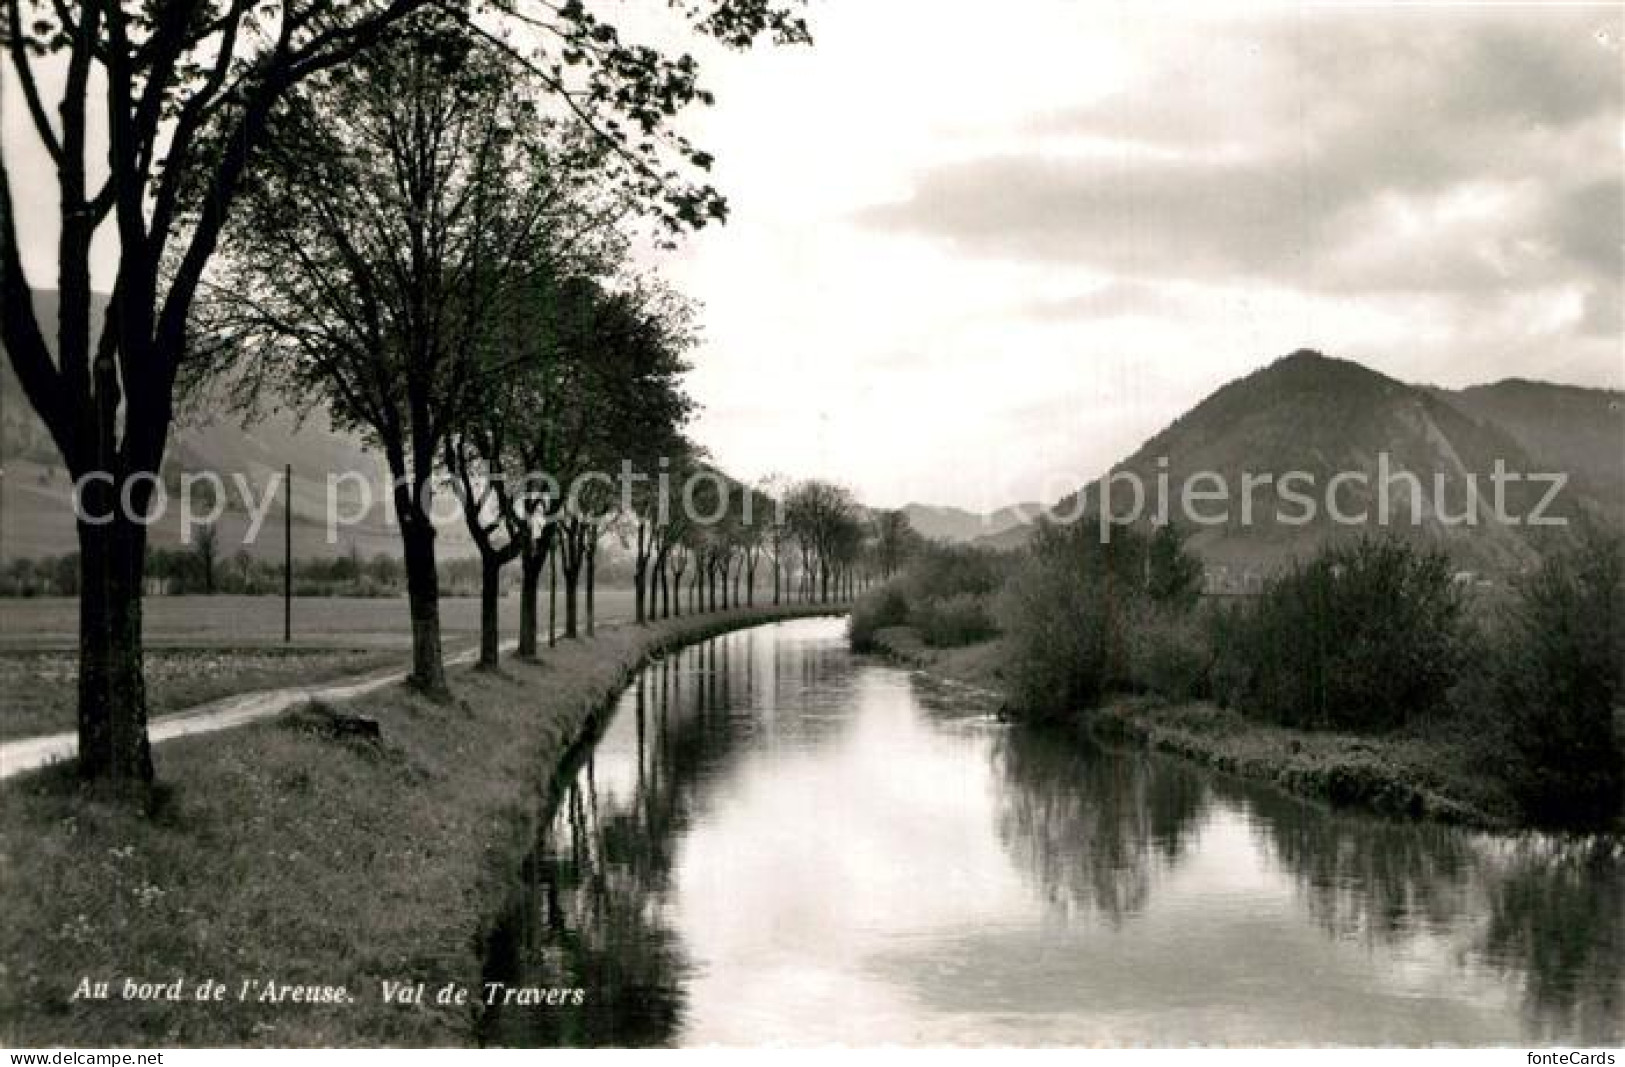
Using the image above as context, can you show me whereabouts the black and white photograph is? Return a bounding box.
[1,0,1622,1052]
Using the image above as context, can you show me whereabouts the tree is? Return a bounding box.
[560,282,694,636]
[193,523,218,595]
[873,509,918,580]
[784,479,857,603]
[737,486,770,606]
[1146,521,1202,608]
[755,474,792,605]
[2,0,446,789]
[1495,527,1625,824]
[443,194,623,668]
[212,23,560,694]
[2,0,808,790]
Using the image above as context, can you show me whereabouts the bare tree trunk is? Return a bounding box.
[517,546,543,660]
[585,540,597,637]
[477,554,501,669]
[400,511,448,698]
[559,521,586,639]
[75,513,154,790]
[562,560,580,639]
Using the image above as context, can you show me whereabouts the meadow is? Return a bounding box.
[0,590,637,743]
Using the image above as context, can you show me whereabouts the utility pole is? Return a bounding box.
[283,463,292,644]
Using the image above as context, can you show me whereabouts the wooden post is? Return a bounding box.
[283,463,292,643]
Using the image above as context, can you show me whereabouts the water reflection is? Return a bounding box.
[483,617,1624,1046]
[1231,779,1624,1042]
[1481,837,1623,1041]
[992,727,1206,925]
[481,625,860,1046]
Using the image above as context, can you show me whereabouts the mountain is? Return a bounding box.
[1435,379,1624,519]
[899,501,1039,543]
[980,350,1619,576]
[2,291,416,562]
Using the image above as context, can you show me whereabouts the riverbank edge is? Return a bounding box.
[863,625,1519,831]
[0,605,844,1048]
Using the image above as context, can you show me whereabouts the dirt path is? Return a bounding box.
[0,639,516,781]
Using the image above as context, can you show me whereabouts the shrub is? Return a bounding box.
[1491,528,1624,825]
[897,542,1004,603]
[1205,600,1253,709]
[848,583,910,652]
[1222,537,1466,731]
[994,521,1144,719]
[1124,603,1212,702]
[913,592,997,648]
[848,542,1007,653]
[1147,522,1204,609]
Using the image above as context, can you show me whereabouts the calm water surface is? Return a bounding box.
[482,616,1623,1046]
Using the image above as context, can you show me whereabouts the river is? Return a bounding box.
[480,616,1623,1046]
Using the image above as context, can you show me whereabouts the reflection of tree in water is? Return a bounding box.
[1480,837,1623,1044]
[482,630,856,1047]
[1242,785,1477,942]
[992,729,1206,925]
[1235,777,1624,1044]
[481,664,694,1047]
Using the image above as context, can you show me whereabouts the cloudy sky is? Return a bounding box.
[651,1,1623,511]
[5,2,1619,513]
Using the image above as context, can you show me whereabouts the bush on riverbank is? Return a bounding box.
[994,520,1204,719]
[1212,538,1467,732]
[849,542,1005,652]
[849,584,910,651]
[1488,528,1624,825]
[911,592,997,648]
[851,512,1623,828]
[1123,603,1211,702]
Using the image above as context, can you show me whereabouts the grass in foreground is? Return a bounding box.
[0,605,833,1047]
[0,648,406,742]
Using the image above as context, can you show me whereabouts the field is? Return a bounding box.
[0,590,638,651]
[0,590,638,743]
[0,648,412,743]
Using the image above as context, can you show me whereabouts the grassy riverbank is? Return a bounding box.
[0,605,837,1047]
[857,528,1623,831]
[865,625,1525,829]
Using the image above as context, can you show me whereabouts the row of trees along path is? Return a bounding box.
[0,0,812,796]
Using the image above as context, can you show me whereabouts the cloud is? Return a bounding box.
[656,1,1622,508]
[1017,281,1185,323]
[861,152,1330,278]
[859,8,1621,316]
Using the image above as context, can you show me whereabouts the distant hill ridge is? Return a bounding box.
[978,349,1623,574]
[897,501,1039,543]
[3,290,424,562]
